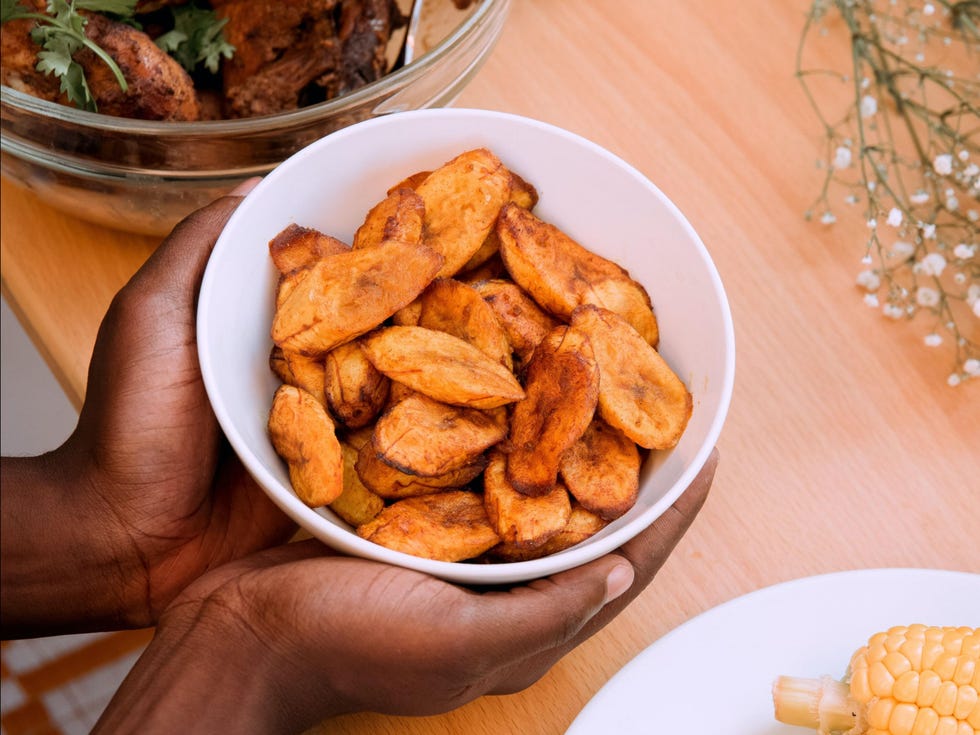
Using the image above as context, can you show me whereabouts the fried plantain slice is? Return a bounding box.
[359,325,524,409]
[559,419,641,520]
[330,442,385,526]
[391,298,423,327]
[372,393,507,476]
[488,503,609,562]
[387,170,432,194]
[483,450,571,549]
[571,304,691,450]
[459,167,540,272]
[268,384,343,507]
[418,278,514,371]
[272,239,443,357]
[458,252,509,285]
[356,490,501,562]
[269,347,327,406]
[472,278,560,363]
[355,439,486,499]
[352,187,425,250]
[323,340,390,428]
[269,223,350,275]
[506,325,599,496]
[416,148,514,278]
[496,203,660,346]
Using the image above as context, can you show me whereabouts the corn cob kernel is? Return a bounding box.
[773,625,979,735]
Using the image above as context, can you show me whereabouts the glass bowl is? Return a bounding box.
[0,0,510,236]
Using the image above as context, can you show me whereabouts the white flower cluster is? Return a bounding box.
[800,0,979,384]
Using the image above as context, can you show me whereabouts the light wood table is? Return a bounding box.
[2,1,977,734]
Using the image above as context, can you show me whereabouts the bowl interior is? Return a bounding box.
[198,108,734,584]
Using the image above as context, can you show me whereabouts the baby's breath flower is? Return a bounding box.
[833,146,852,169]
[953,243,975,260]
[918,252,947,276]
[947,373,961,386]
[921,223,936,239]
[886,207,903,227]
[856,269,881,290]
[892,240,916,259]
[864,293,880,307]
[883,303,905,319]
[909,190,930,205]
[964,359,980,376]
[860,95,878,117]
[933,153,953,175]
[820,211,837,225]
[924,333,943,347]
[923,2,935,15]
[916,286,940,307]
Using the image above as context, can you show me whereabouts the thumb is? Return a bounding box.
[467,554,635,662]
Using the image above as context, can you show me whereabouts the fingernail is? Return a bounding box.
[604,562,635,604]
[229,177,261,197]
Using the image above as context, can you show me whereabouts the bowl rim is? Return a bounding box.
[199,107,736,584]
[0,0,505,135]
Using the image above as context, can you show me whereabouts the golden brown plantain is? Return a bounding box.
[329,442,385,526]
[268,384,343,507]
[359,326,524,409]
[483,450,571,549]
[323,340,390,428]
[372,393,507,476]
[416,148,514,278]
[356,490,501,562]
[571,304,691,450]
[496,203,660,346]
[418,278,514,371]
[559,419,641,520]
[355,439,486,499]
[506,325,599,496]
[271,239,443,356]
[352,187,425,250]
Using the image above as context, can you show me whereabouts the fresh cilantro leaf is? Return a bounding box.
[74,0,137,16]
[3,0,132,111]
[1,0,28,23]
[155,3,234,75]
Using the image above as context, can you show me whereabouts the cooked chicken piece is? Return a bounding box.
[1,5,200,120]
[0,11,63,103]
[79,12,201,120]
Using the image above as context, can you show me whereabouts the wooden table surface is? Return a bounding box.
[2,1,977,734]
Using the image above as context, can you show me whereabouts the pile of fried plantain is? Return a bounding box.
[266,147,693,564]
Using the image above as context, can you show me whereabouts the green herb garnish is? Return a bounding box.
[155,3,234,75]
[1,0,138,111]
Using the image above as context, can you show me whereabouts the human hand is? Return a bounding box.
[0,186,295,636]
[94,450,719,734]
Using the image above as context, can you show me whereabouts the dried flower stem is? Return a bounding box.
[798,0,980,384]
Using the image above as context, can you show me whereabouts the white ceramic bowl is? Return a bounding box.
[198,108,735,585]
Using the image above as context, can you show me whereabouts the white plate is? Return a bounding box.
[566,568,980,735]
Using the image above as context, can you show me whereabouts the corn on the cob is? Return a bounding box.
[772,625,979,735]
